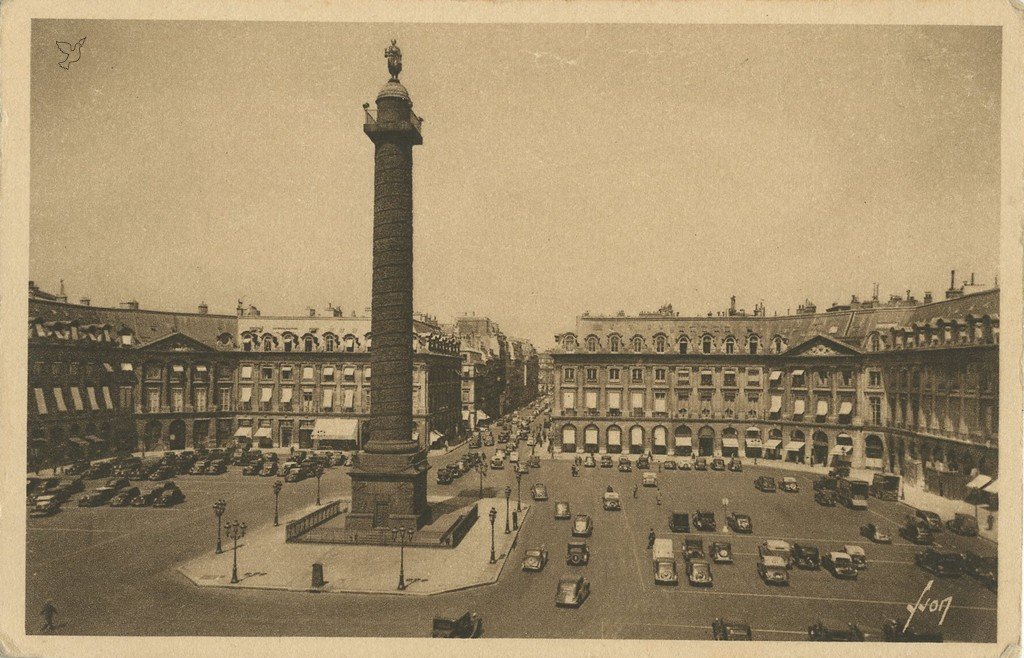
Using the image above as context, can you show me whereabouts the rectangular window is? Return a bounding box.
[699,390,713,402]
[816,370,829,387]
[654,391,667,413]
[281,366,293,381]
[239,386,253,410]
[68,362,79,377]
[723,370,737,388]
[302,389,315,412]
[585,367,597,382]
[792,370,806,388]
[240,365,253,380]
[194,387,208,412]
[868,370,881,388]
[563,367,576,382]
[343,366,356,382]
[261,366,274,381]
[342,388,355,411]
[607,390,622,411]
[170,365,185,382]
[840,370,854,387]
[630,390,644,412]
[870,397,882,425]
[723,390,736,402]
[69,387,84,411]
[260,386,274,411]
[218,386,232,411]
[584,390,598,411]
[608,368,620,382]
[146,388,160,413]
[323,366,336,382]
[700,371,713,387]
[322,388,334,411]
[746,391,760,403]
[120,386,134,411]
[561,389,576,411]
[631,368,643,383]
[170,388,184,413]
[654,368,666,383]
[302,366,315,381]
[746,368,761,387]
[676,368,691,387]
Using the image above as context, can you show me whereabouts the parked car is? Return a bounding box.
[599,455,613,468]
[602,490,621,511]
[29,495,63,517]
[758,555,790,585]
[779,477,799,492]
[436,469,453,485]
[65,460,91,476]
[755,476,776,492]
[687,559,713,586]
[684,537,705,561]
[815,490,838,506]
[131,487,165,506]
[823,551,858,579]
[149,465,176,481]
[79,486,118,507]
[189,460,210,475]
[566,541,590,566]
[860,523,892,543]
[901,517,934,545]
[669,511,690,533]
[582,454,595,468]
[259,461,279,477]
[522,547,548,572]
[108,486,141,507]
[882,618,943,642]
[636,455,651,470]
[693,510,716,532]
[105,477,131,491]
[242,460,264,476]
[758,540,793,567]
[913,509,944,533]
[490,457,505,470]
[726,512,752,534]
[527,456,541,468]
[946,513,979,536]
[694,457,708,471]
[728,458,742,472]
[206,459,228,475]
[792,543,821,570]
[431,612,483,638]
[844,544,867,570]
[712,618,752,641]
[711,458,726,471]
[915,548,964,577]
[509,451,521,464]
[698,536,728,563]
[808,622,865,641]
[662,459,677,471]
[554,501,571,520]
[618,458,632,472]
[642,472,658,487]
[679,460,692,471]
[572,514,593,537]
[85,462,113,479]
[962,551,997,591]
[154,486,185,507]
[531,484,549,501]
[555,575,590,608]
[285,466,311,483]
[814,476,838,492]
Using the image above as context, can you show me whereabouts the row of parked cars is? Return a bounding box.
[713,616,944,642]
[578,454,744,472]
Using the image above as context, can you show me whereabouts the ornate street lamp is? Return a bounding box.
[516,470,523,512]
[272,480,283,526]
[313,464,325,506]
[488,507,497,564]
[225,520,247,584]
[391,526,414,590]
[212,499,226,553]
[504,485,512,534]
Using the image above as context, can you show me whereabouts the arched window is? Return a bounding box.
[869,333,881,352]
[724,336,735,354]
[609,335,621,353]
[865,434,884,459]
[303,336,315,352]
[343,335,356,352]
[324,334,337,352]
[283,334,297,352]
[241,333,253,352]
[748,335,760,355]
[678,336,689,354]
[701,335,713,354]
[631,336,644,353]
[586,336,599,353]
[654,335,666,354]
[263,335,274,352]
[562,335,577,352]
[773,336,784,354]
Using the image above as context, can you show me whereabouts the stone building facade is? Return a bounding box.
[550,286,999,500]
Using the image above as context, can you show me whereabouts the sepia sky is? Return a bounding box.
[30,21,1001,348]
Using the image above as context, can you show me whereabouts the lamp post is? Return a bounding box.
[313,464,324,506]
[516,470,523,512]
[272,480,283,526]
[225,520,247,583]
[504,485,512,534]
[212,499,226,553]
[488,507,497,563]
[391,526,414,590]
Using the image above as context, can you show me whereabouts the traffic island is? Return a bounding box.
[178,497,530,596]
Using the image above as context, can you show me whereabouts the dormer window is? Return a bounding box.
[263,335,274,352]
[701,335,713,354]
[609,335,620,353]
[724,336,735,354]
[324,334,337,352]
[678,337,689,354]
[772,336,784,354]
[631,336,644,353]
[654,335,666,353]
[283,334,297,352]
[586,336,599,353]
[303,336,315,352]
[748,335,760,354]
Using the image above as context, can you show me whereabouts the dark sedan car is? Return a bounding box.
[669,512,690,533]
[105,477,131,491]
[108,486,141,507]
[726,513,752,533]
[882,618,943,642]
[755,476,776,492]
[792,543,821,570]
[963,551,997,591]
[808,622,865,641]
[712,618,752,641]
[693,510,716,532]
[79,486,118,507]
[915,548,964,577]
[814,490,837,506]
[901,518,934,545]
[711,458,726,471]
[860,523,893,544]
[131,487,164,506]
[153,487,186,507]
[431,612,482,638]
[259,461,279,477]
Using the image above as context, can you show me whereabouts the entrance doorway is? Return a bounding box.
[698,426,715,457]
[168,420,186,450]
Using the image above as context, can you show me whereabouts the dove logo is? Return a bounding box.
[56,37,86,70]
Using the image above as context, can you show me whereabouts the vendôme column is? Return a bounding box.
[346,40,431,531]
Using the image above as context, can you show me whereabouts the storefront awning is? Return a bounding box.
[172,365,184,373]
[745,426,761,437]
[121,362,134,371]
[830,445,852,456]
[254,427,272,439]
[838,401,853,416]
[314,417,358,440]
[195,364,208,372]
[983,480,998,495]
[240,387,252,403]
[769,370,782,382]
[783,441,805,452]
[259,387,272,403]
[769,396,782,413]
[607,431,622,446]
[654,434,666,446]
[722,438,739,448]
[745,438,763,448]
[87,387,100,410]
[585,430,599,445]
[234,426,253,438]
[793,399,805,416]
[102,386,114,410]
[281,387,293,403]
[792,369,805,377]
[816,400,828,417]
[966,474,993,489]
[477,410,489,421]
[764,439,782,450]
[34,388,48,415]
[675,436,692,447]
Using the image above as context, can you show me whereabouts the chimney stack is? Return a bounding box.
[950,269,956,290]
[79,298,91,306]
[308,307,317,318]
[236,300,245,317]
[120,300,139,311]
[971,272,975,285]
[56,279,68,304]
[198,302,209,315]
[923,291,933,304]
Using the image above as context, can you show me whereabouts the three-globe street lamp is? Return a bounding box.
[488,507,497,564]
[391,526,414,591]
[313,464,325,506]
[515,470,523,512]
[212,499,226,554]
[272,480,283,526]
[225,520,247,584]
[504,485,512,534]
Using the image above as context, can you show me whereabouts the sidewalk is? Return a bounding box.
[179,497,531,595]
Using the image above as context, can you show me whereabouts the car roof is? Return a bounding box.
[762,555,788,567]
[558,576,581,585]
[844,545,865,555]
[765,540,791,550]
[830,551,851,560]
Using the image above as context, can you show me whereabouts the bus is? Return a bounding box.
[870,474,901,501]
[837,478,870,510]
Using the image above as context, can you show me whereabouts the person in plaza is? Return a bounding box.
[633,484,638,498]
[656,491,662,506]
[647,528,656,549]
[40,600,57,632]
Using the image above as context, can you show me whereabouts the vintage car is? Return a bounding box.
[814,475,838,492]
[189,460,211,475]
[636,456,651,470]
[28,477,61,501]
[711,458,726,471]
[710,541,733,564]
[881,618,943,642]
[962,551,997,591]
[599,455,614,468]
[509,451,520,464]
[522,547,549,572]
[755,476,776,492]
[669,512,690,533]
[148,465,177,481]
[860,523,892,544]
[242,460,264,476]
[483,436,495,447]
[726,512,752,534]
[913,509,944,532]
[566,541,590,566]
[684,537,705,561]
[694,457,708,471]
[693,510,716,532]
[259,461,279,477]
[86,462,113,479]
[554,501,571,520]
[108,486,141,507]
[792,543,821,570]
[431,612,483,638]
[489,457,505,470]
[527,456,541,469]
[618,458,632,473]
[531,483,549,501]
[555,575,591,608]
[779,477,800,492]
[808,622,866,641]
[946,513,979,536]
[642,472,658,487]
[758,540,793,567]
[844,545,867,570]
[914,548,964,578]
[207,459,228,475]
[815,490,838,506]
[679,459,693,471]
[514,463,529,475]
[712,618,752,641]
[105,477,131,491]
[687,559,713,586]
[901,517,934,545]
[582,454,596,468]
[757,555,790,585]
[654,556,679,586]
[131,487,165,507]
[285,466,311,483]
[572,514,593,537]
[154,486,185,507]
[29,495,62,517]
[602,491,621,511]
[728,458,742,472]
[436,469,454,485]
[823,551,858,579]
[79,486,118,507]
[65,460,92,476]
[662,459,677,471]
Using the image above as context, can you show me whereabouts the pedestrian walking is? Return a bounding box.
[633,484,638,499]
[656,492,663,506]
[987,513,995,531]
[647,528,656,549]
[40,601,57,632]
